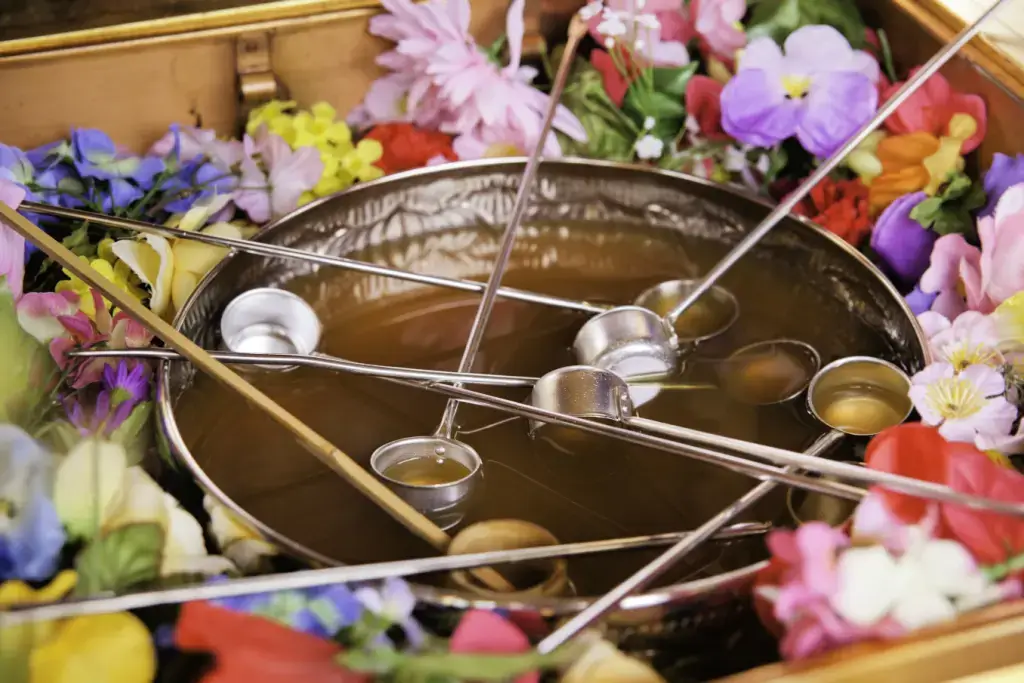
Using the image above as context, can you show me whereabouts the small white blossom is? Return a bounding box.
[685,114,701,136]
[596,9,628,37]
[643,116,656,131]
[634,12,661,31]
[635,135,664,160]
[604,37,615,49]
[635,38,645,49]
[578,0,604,21]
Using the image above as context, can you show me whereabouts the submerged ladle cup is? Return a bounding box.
[369,15,591,536]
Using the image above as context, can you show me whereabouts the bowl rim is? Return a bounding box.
[156,157,930,616]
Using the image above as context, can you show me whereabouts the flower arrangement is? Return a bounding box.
[1,0,1024,680]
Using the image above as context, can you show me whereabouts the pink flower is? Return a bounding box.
[16,291,80,343]
[150,126,244,170]
[234,129,323,224]
[692,0,746,62]
[586,0,692,67]
[449,610,537,683]
[918,235,990,318]
[883,69,987,154]
[909,363,1017,449]
[0,178,27,300]
[917,310,1003,371]
[352,0,586,156]
[685,75,729,141]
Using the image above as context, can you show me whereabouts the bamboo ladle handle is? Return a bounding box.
[0,202,523,590]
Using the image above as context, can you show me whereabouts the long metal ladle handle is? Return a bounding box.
[434,15,589,438]
[413,378,1024,518]
[0,522,769,626]
[17,203,606,316]
[665,0,1011,322]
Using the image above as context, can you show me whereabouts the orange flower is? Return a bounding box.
[792,177,873,246]
[868,132,940,213]
[362,123,456,175]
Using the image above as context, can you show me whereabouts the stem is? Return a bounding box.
[983,551,1024,581]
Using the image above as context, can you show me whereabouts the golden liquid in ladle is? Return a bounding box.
[383,457,471,486]
[176,221,899,594]
[816,384,912,436]
[718,344,818,405]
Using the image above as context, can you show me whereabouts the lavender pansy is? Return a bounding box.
[355,577,426,648]
[906,286,938,315]
[980,153,1024,218]
[0,424,65,581]
[870,192,936,290]
[162,159,238,213]
[721,25,880,157]
[0,144,36,198]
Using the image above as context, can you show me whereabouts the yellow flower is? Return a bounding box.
[30,612,155,683]
[246,99,297,138]
[922,113,977,195]
[340,139,385,183]
[1,571,78,673]
[55,250,144,319]
[993,291,1024,372]
[844,130,887,185]
[561,638,666,683]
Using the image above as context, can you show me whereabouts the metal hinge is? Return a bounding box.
[235,31,288,132]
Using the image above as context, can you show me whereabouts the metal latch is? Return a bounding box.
[236,32,288,132]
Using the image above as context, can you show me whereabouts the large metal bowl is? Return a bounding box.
[156,158,928,650]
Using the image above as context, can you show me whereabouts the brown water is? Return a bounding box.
[176,221,894,595]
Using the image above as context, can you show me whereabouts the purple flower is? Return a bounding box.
[354,577,425,648]
[70,128,165,188]
[103,360,150,407]
[870,191,936,290]
[905,285,938,315]
[64,363,148,437]
[721,25,880,157]
[980,153,1024,218]
[0,144,37,199]
[207,576,365,638]
[162,159,238,213]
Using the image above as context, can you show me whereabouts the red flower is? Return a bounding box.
[450,610,538,683]
[865,423,1024,566]
[175,602,368,683]
[685,75,729,141]
[791,177,873,246]
[363,123,457,175]
[882,68,988,154]
[590,48,634,107]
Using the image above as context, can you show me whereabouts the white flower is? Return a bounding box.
[596,9,628,37]
[635,135,664,160]
[643,116,656,131]
[634,12,661,31]
[205,495,278,573]
[830,528,1002,631]
[918,310,1003,371]
[561,636,666,683]
[908,363,1016,447]
[578,0,604,20]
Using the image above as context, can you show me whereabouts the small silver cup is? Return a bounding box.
[220,288,322,371]
[369,436,483,531]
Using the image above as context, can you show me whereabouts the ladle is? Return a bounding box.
[368,15,591,531]
[569,0,1012,389]
[0,521,770,625]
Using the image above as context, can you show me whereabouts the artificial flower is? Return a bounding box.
[869,191,935,288]
[684,75,729,142]
[30,611,157,683]
[908,363,1016,448]
[918,310,1004,372]
[0,425,65,581]
[992,292,1024,371]
[210,576,365,639]
[587,1,691,66]
[53,437,128,539]
[363,123,456,174]
[906,285,939,316]
[980,153,1024,217]
[868,132,938,212]
[54,248,143,319]
[0,279,56,427]
[590,48,632,107]
[354,577,425,648]
[691,0,746,63]
[0,571,77,677]
[70,129,165,211]
[721,25,880,157]
[0,179,28,300]
[883,69,987,154]
[150,124,244,172]
[352,0,586,156]
[792,177,872,246]
[450,610,536,683]
[234,129,323,224]
[175,600,368,683]
[64,361,150,438]
[15,291,80,344]
[635,135,665,160]
[917,234,988,318]
[205,495,278,573]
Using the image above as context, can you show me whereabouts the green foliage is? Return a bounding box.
[0,279,56,428]
[746,0,867,48]
[622,64,699,140]
[559,59,637,161]
[74,523,165,596]
[910,171,986,237]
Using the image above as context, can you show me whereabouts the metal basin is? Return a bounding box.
[156,159,928,647]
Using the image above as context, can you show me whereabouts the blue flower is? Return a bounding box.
[208,576,365,638]
[163,159,238,213]
[980,153,1024,218]
[70,128,165,188]
[0,424,65,582]
[0,144,37,199]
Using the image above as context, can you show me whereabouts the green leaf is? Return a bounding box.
[0,279,56,428]
[648,63,699,99]
[747,0,867,48]
[61,223,98,260]
[560,58,639,161]
[622,87,686,139]
[74,522,165,596]
[909,171,986,237]
[108,401,154,466]
[338,649,577,681]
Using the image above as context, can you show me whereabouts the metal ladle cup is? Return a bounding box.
[572,278,740,380]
